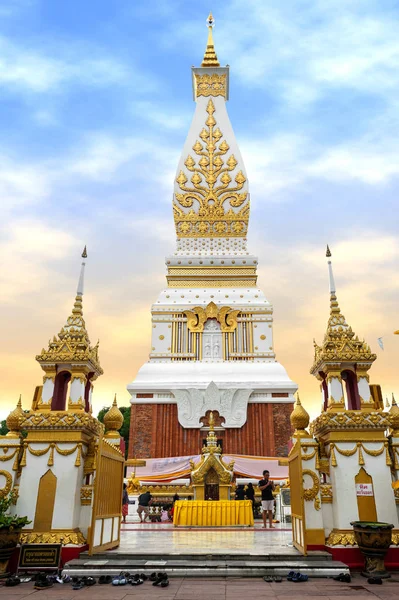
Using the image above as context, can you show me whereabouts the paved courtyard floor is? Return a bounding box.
[1,574,399,599]
[116,522,295,555]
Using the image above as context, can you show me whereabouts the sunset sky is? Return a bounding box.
[1,0,398,423]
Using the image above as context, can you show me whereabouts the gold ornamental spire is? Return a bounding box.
[311,246,376,373]
[201,13,220,67]
[36,248,103,376]
[6,395,24,437]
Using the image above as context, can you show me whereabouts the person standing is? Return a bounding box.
[245,482,255,514]
[235,484,245,500]
[137,489,152,523]
[258,470,275,528]
[122,483,129,524]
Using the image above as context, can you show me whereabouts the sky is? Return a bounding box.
[0,0,398,423]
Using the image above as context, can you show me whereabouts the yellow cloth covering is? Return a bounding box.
[173,500,254,527]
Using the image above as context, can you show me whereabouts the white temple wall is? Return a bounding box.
[358,377,372,403]
[321,501,334,536]
[17,446,84,529]
[329,444,398,529]
[42,379,54,404]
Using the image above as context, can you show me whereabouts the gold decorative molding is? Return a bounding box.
[0,470,13,498]
[328,441,391,467]
[194,73,227,98]
[302,469,320,503]
[174,99,249,238]
[168,278,256,288]
[184,302,240,333]
[320,484,333,503]
[311,410,389,437]
[327,529,399,547]
[20,410,104,436]
[20,529,86,545]
[20,442,82,468]
[80,484,93,506]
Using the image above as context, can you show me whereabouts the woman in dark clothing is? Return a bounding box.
[235,484,245,500]
[245,482,255,513]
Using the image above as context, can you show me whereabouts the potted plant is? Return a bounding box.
[350,521,394,578]
[0,490,31,575]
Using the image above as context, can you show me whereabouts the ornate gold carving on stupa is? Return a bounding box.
[184,301,240,332]
[174,99,249,238]
[194,73,227,98]
[310,410,389,437]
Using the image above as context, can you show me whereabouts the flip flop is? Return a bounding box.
[287,571,296,581]
[274,576,283,582]
[263,576,273,583]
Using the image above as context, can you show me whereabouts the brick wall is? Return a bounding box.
[128,401,294,459]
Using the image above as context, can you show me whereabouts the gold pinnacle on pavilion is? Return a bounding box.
[201,13,220,67]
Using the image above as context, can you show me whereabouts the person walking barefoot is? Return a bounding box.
[258,470,275,528]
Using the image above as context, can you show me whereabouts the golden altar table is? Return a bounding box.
[173,500,254,527]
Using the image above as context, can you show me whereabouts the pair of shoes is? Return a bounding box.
[5,576,21,587]
[153,573,169,586]
[287,571,308,582]
[333,573,351,583]
[72,579,84,590]
[263,576,282,583]
[34,577,53,590]
[99,575,112,584]
[368,577,383,585]
[130,574,144,585]
[113,572,127,586]
[82,576,96,586]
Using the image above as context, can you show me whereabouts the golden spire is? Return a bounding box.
[6,395,24,437]
[104,394,124,438]
[311,246,376,373]
[290,394,310,437]
[389,394,399,435]
[36,248,103,376]
[201,13,220,67]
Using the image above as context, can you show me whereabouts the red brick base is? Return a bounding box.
[128,402,293,458]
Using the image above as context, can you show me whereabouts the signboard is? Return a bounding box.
[18,544,61,571]
[356,483,373,497]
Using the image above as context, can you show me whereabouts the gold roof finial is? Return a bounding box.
[6,395,24,437]
[201,13,220,67]
[326,244,331,257]
[389,394,399,434]
[290,394,310,437]
[104,394,124,438]
[82,245,87,258]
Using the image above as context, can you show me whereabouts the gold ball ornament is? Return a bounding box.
[290,395,310,433]
[103,394,123,435]
[6,395,24,436]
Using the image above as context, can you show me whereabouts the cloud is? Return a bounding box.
[0,218,78,303]
[0,35,130,94]
[0,155,51,210]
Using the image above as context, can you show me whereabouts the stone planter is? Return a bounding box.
[0,529,21,575]
[350,521,394,578]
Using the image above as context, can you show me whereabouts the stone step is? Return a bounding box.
[77,550,332,562]
[63,556,349,579]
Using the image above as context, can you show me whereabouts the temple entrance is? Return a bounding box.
[205,467,220,500]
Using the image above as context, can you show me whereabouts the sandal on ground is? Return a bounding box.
[84,576,96,586]
[274,576,283,582]
[34,580,54,590]
[287,571,296,581]
[140,572,148,580]
[292,573,308,582]
[112,574,127,586]
[333,573,351,583]
[368,577,383,585]
[72,579,85,590]
[161,579,169,587]
[150,572,158,581]
[153,573,168,586]
[5,576,21,587]
[263,576,273,583]
[99,575,112,584]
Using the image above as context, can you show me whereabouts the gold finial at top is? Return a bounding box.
[201,13,220,67]
[82,245,87,258]
[389,394,399,433]
[326,244,331,257]
[290,394,310,436]
[6,395,24,437]
[209,411,215,431]
[104,394,124,437]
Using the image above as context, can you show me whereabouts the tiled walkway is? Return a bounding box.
[1,574,399,599]
[116,522,296,555]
